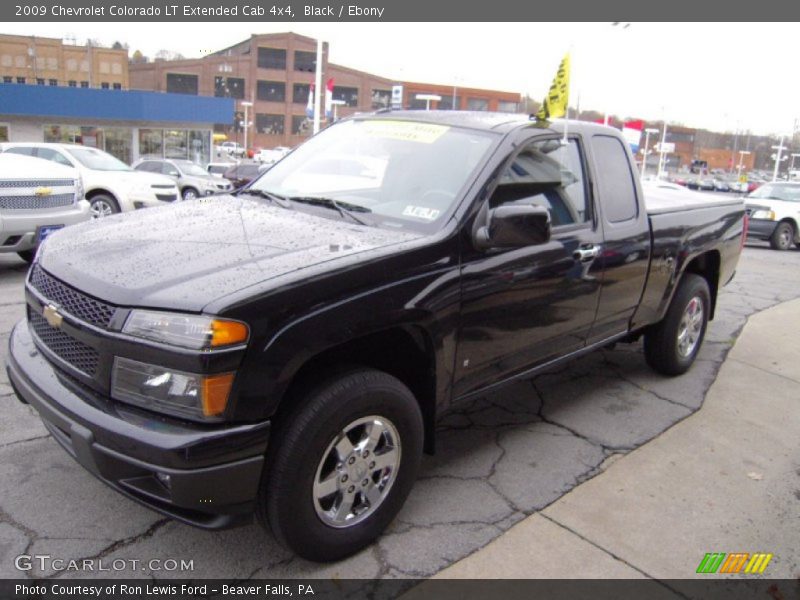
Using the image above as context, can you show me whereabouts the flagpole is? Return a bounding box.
[563,50,571,145]
[313,39,322,135]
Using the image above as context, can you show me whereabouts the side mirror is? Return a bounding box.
[167,170,180,178]
[475,204,551,249]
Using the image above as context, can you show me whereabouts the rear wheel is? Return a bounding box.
[769,221,794,250]
[258,368,423,562]
[181,187,199,201]
[645,273,710,376]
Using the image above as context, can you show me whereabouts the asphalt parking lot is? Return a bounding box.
[1,241,799,580]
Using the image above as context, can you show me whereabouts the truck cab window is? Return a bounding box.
[490,138,589,227]
[591,135,639,223]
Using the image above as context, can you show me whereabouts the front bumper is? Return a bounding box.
[746,218,778,240]
[6,321,270,529]
[0,200,90,253]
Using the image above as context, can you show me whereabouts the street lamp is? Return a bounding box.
[241,101,253,152]
[330,99,346,122]
[736,150,751,180]
[415,93,442,111]
[640,127,659,178]
[771,137,787,182]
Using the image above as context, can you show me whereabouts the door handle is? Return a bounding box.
[573,245,600,263]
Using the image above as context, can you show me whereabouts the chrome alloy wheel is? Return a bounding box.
[313,415,401,528]
[677,295,704,357]
[90,199,114,218]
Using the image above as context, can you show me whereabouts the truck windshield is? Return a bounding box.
[249,119,496,232]
[749,183,800,202]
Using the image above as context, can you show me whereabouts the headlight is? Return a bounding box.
[751,209,776,220]
[112,357,233,419]
[122,310,249,350]
[74,177,85,202]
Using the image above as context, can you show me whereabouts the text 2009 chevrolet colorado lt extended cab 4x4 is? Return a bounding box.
[6,114,746,561]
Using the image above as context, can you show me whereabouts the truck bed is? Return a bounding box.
[644,188,744,215]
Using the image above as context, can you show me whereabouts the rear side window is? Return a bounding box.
[36,148,73,166]
[4,146,35,157]
[591,135,639,223]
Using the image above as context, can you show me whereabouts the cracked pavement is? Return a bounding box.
[1,241,799,580]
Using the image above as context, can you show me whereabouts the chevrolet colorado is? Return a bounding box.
[6,114,746,561]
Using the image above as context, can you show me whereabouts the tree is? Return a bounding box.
[130,50,148,64]
[154,49,185,61]
[111,41,129,51]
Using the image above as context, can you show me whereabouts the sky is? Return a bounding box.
[7,22,798,136]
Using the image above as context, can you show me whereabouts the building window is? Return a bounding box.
[256,114,285,135]
[294,50,316,73]
[80,81,89,88]
[257,47,286,70]
[139,129,164,158]
[48,79,57,86]
[111,63,122,75]
[166,73,199,95]
[101,82,110,89]
[80,60,89,73]
[498,101,518,113]
[99,61,110,74]
[3,76,12,84]
[36,78,45,86]
[409,97,428,110]
[333,86,358,108]
[47,57,58,70]
[16,77,26,84]
[257,80,285,102]
[436,95,456,110]
[293,83,310,104]
[68,80,77,87]
[214,76,244,99]
[164,130,188,159]
[371,89,392,109]
[113,83,122,90]
[0,124,8,142]
[467,98,489,111]
[1,55,11,67]
[292,115,311,135]
[66,59,77,72]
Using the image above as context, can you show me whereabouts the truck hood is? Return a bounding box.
[38,196,420,312]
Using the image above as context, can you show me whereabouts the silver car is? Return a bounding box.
[133,158,232,200]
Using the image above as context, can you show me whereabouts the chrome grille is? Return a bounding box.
[28,310,99,377]
[29,265,116,328]
[0,179,73,189]
[0,193,74,210]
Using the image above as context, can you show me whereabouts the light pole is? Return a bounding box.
[657,116,669,180]
[771,137,787,182]
[241,101,253,153]
[415,94,441,111]
[640,127,659,178]
[736,150,751,180]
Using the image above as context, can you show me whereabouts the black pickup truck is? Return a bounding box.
[6,114,745,561]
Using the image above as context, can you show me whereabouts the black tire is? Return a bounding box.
[181,187,199,201]
[769,221,794,250]
[88,194,120,218]
[258,368,423,562]
[644,273,710,376]
[17,249,36,263]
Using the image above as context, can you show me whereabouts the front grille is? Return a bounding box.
[29,265,116,328]
[29,310,99,377]
[0,179,73,189]
[156,193,177,202]
[0,193,74,210]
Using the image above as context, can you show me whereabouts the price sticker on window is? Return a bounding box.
[361,120,449,144]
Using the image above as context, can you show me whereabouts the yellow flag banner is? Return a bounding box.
[536,53,570,121]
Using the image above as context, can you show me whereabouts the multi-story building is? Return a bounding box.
[0,33,128,90]
[129,32,522,149]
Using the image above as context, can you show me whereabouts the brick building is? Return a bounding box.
[0,33,128,90]
[129,32,521,149]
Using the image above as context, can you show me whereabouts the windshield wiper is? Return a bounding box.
[237,188,292,209]
[287,196,372,226]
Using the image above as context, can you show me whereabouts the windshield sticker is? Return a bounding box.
[362,121,449,144]
[402,206,441,220]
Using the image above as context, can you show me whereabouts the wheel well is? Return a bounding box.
[778,218,798,235]
[182,186,198,193]
[85,188,116,202]
[683,251,720,320]
[278,327,438,455]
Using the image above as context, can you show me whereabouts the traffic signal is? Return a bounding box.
[233,111,244,132]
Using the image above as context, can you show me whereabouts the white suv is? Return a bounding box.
[0,143,179,218]
[0,153,91,262]
[745,182,800,250]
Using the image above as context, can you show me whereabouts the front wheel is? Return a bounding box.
[181,187,199,201]
[769,221,794,250]
[644,273,710,376]
[258,368,423,562]
[89,194,120,218]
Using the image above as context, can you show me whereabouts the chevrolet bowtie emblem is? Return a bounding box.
[34,187,53,197]
[43,304,63,328]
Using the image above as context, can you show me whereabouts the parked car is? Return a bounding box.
[133,158,233,200]
[685,176,715,191]
[219,141,246,158]
[207,161,238,178]
[7,115,745,562]
[0,153,90,262]
[744,181,800,250]
[223,162,271,188]
[0,143,179,218]
[256,146,291,165]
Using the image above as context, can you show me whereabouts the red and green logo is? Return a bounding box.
[696,552,773,574]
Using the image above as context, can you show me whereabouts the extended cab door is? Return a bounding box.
[453,134,604,398]
[586,134,651,343]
